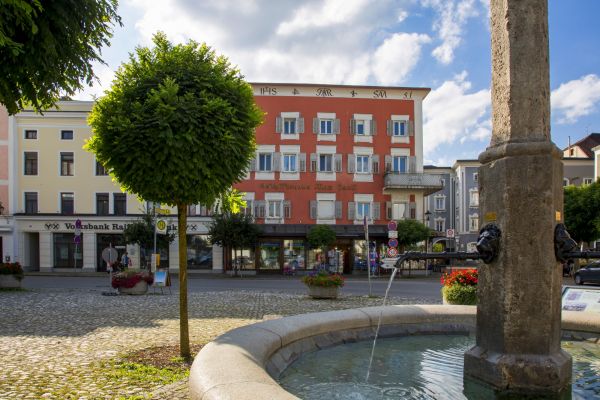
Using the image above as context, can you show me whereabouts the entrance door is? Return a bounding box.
[26,233,40,271]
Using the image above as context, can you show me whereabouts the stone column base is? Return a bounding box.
[464,345,572,395]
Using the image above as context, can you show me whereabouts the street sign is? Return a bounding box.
[102,247,119,264]
[74,228,81,236]
[156,208,171,215]
[446,229,455,238]
[387,247,399,257]
[156,219,167,234]
[74,235,81,245]
[388,230,398,239]
[387,220,397,231]
[75,219,82,229]
[388,238,398,248]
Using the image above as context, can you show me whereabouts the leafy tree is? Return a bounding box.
[564,181,600,245]
[208,212,261,275]
[86,33,263,359]
[122,211,175,260]
[307,225,336,251]
[0,0,122,114]
[396,219,431,252]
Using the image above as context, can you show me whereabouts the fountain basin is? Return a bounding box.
[189,305,600,400]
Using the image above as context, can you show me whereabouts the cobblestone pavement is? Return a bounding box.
[0,288,438,399]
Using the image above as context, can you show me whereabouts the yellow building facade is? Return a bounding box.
[7,101,221,272]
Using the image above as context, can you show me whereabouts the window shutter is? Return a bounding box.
[275,117,282,133]
[409,156,417,173]
[297,117,304,134]
[255,200,266,218]
[273,152,281,172]
[350,119,356,135]
[335,201,342,219]
[310,153,317,172]
[333,118,340,134]
[385,155,392,172]
[348,202,356,220]
[408,120,415,137]
[373,202,381,220]
[386,120,393,136]
[371,119,377,136]
[283,200,291,219]
[334,154,342,172]
[249,157,257,172]
[310,200,317,219]
[313,118,319,134]
[347,154,355,173]
[409,202,416,219]
[386,202,392,220]
[299,153,307,172]
[372,155,379,174]
[404,203,410,219]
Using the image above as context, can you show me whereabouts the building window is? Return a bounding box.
[469,190,479,207]
[61,192,74,215]
[563,178,570,187]
[114,193,126,215]
[317,200,335,219]
[24,152,38,175]
[392,203,407,220]
[355,120,365,135]
[435,196,446,211]
[24,130,37,139]
[583,178,593,185]
[95,160,108,176]
[319,154,333,172]
[61,130,74,140]
[258,153,272,172]
[355,155,370,173]
[435,218,445,232]
[268,200,282,218]
[243,200,254,217]
[53,233,77,268]
[96,193,109,215]
[393,121,407,136]
[283,118,296,134]
[473,172,478,182]
[320,119,333,134]
[187,235,213,270]
[356,202,371,220]
[283,154,297,172]
[60,152,74,176]
[469,215,479,232]
[25,192,38,214]
[392,156,407,173]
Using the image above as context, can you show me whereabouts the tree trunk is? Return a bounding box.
[177,203,190,360]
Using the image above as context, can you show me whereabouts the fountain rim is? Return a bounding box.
[189,304,600,400]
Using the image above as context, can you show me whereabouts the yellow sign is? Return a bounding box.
[155,208,171,215]
[484,212,497,222]
[156,219,168,234]
[556,211,561,221]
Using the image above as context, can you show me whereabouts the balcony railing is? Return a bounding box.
[384,172,444,195]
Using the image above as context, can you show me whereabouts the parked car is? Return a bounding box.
[574,261,600,285]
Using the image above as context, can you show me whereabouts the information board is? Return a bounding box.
[562,287,600,313]
[154,269,170,287]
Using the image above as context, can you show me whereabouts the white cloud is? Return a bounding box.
[551,74,600,124]
[425,0,480,64]
[423,71,491,155]
[277,0,369,36]
[372,33,431,85]
[72,62,115,100]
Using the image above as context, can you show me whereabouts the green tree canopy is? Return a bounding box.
[85,33,263,359]
[396,219,431,249]
[208,213,261,256]
[122,211,175,250]
[0,0,121,114]
[564,181,600,244]
[307,225,337,251]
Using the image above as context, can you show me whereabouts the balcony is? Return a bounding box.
[384,172,444,195]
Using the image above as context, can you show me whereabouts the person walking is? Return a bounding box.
[121,251,130,269]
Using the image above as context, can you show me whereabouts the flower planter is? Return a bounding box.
[0,275,22,289]
[307,285,339,299]
[117,280,148,295]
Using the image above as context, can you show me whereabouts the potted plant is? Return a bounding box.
[441,269,478,305]
[302,271,345,299]
[111,269,154,295]
[0,262,24,289]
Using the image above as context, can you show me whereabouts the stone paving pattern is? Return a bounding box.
[0,287,437,399]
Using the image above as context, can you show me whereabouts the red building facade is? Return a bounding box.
[231,83,439,274]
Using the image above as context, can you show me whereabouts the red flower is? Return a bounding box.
[441,269,478,287]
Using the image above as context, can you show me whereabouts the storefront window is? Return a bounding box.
[308,248,324,270]
[353,240,368,271]
[259,241,280,271]
[187,235,212,270]
[231,248,255,270]
[283,240,305,273]
[54,233,79,268]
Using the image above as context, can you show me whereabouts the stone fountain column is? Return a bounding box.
[463,0,571,395]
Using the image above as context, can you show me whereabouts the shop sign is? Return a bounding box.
[42,221,207,232]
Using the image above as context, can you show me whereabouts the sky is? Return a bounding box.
[74,0,600,167]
